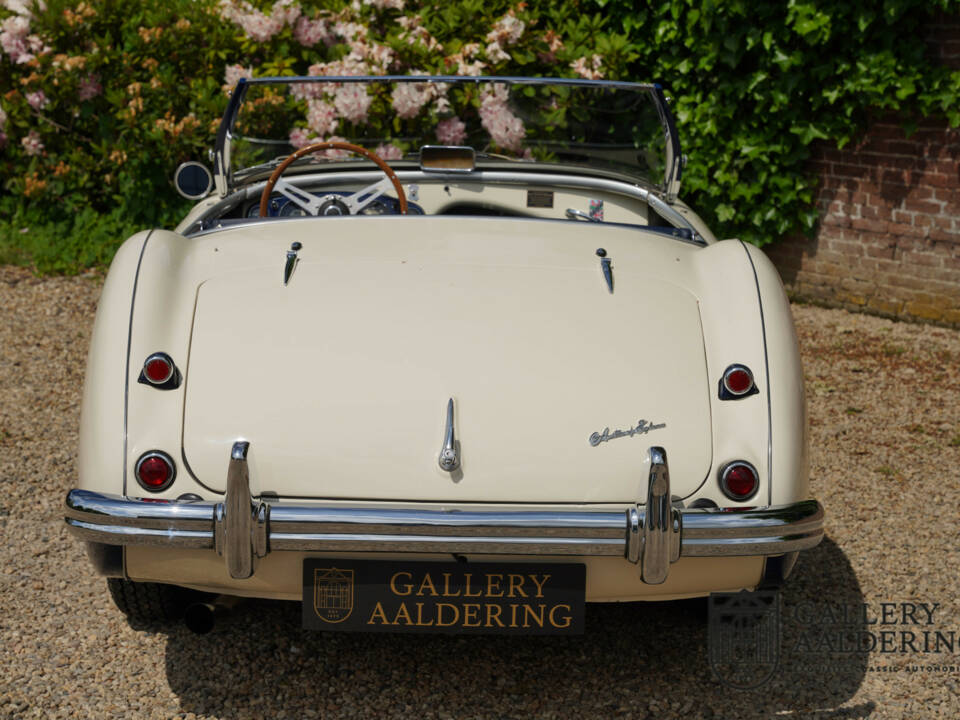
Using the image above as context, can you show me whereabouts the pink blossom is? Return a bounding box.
[293,15,332,47]
[0,14,34,63]
[333,21,366,42]
[485,41,510,64]
[306,98,337,136]
[375,142,403,160]
[218,0,284,42]
[21,130,43,156]
[571,54,604,80]
[314,135,350,159]
[486,11,524,46]
[443,41,480,72]
[0,132,6,148]
[26,90,47,110]
[224,63,253,89]
[289,127,316,149]
[4,1,34,15]
[2,15,29,37]
[457,59,485,75]
[396,15,442,52]
[436,116,467,146]
[77,74,101,101]
[363,42,394,72]
[391,82,432,120]
[333,83,372,125]
[5,0,45,16]
[479,84,525,153]
[434,94,451,114]
[364,0,404,9]
[270,0,300,27]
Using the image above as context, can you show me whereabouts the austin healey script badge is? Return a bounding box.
[313,567,355,624]
[589,419,666,446]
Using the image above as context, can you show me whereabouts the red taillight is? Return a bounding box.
[135,451,176,492]
[143,353,174,385]
[722,365,755,397]
[720,461,759,501]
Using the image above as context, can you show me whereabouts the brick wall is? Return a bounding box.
[764,14,960,327]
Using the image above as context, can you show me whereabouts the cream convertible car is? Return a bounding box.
[65,76,823,634]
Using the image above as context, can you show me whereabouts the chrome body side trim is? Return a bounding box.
[740,240,776,506]
[122,230,153,497]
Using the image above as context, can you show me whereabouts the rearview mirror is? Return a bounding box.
[174,161,213,200]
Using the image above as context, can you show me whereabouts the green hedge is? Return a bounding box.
[1,0,958,272]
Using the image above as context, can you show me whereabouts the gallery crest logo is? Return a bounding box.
[709,590,781,689]
[313,567,355,624]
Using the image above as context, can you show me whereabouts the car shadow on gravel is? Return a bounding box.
[162,536,870,719]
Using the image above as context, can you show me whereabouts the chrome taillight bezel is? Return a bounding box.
[138,352,181,390]
[135,450,177,492]
[719,460,760,501]
[719,364,758,400]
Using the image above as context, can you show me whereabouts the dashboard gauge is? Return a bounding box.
[278,201,310,217]
[359,201,390,215]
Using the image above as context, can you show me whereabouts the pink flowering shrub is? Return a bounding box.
[20,129,42,155]
[0,0,636,270]
[435,116,466,145]
[478,83,525,152]
[571,54,603,80]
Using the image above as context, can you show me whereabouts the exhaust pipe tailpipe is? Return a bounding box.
[184,595,240,635]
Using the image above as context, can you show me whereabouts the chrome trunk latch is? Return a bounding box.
[438,398,460,472]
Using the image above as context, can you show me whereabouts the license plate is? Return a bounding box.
[303,559,585,634]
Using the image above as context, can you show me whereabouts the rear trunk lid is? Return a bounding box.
[182,219,712,503]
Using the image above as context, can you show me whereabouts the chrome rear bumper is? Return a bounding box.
[65,443,824,585]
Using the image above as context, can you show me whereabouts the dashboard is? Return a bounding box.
[246,191,424,218]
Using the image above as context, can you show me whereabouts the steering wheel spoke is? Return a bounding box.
[259,142,407,218]
[273,178,326,216]
[342,177,394,214]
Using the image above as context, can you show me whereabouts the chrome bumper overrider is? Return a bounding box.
[65,443,824,584]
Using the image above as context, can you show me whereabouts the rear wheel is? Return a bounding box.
[106,578,198,624]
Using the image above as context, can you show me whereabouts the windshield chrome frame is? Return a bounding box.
[212,75,684,202]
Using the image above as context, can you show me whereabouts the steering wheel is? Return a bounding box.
[259,141,408,218]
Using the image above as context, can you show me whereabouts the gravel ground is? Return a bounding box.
[1,264,958,719]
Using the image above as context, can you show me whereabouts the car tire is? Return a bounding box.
[106,578,198,624]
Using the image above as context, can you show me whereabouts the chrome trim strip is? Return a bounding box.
[269,534,624,555]
[122,230,152,496]
[740,241,775,506]
[185,171,704,244]
[66,518,213,548]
